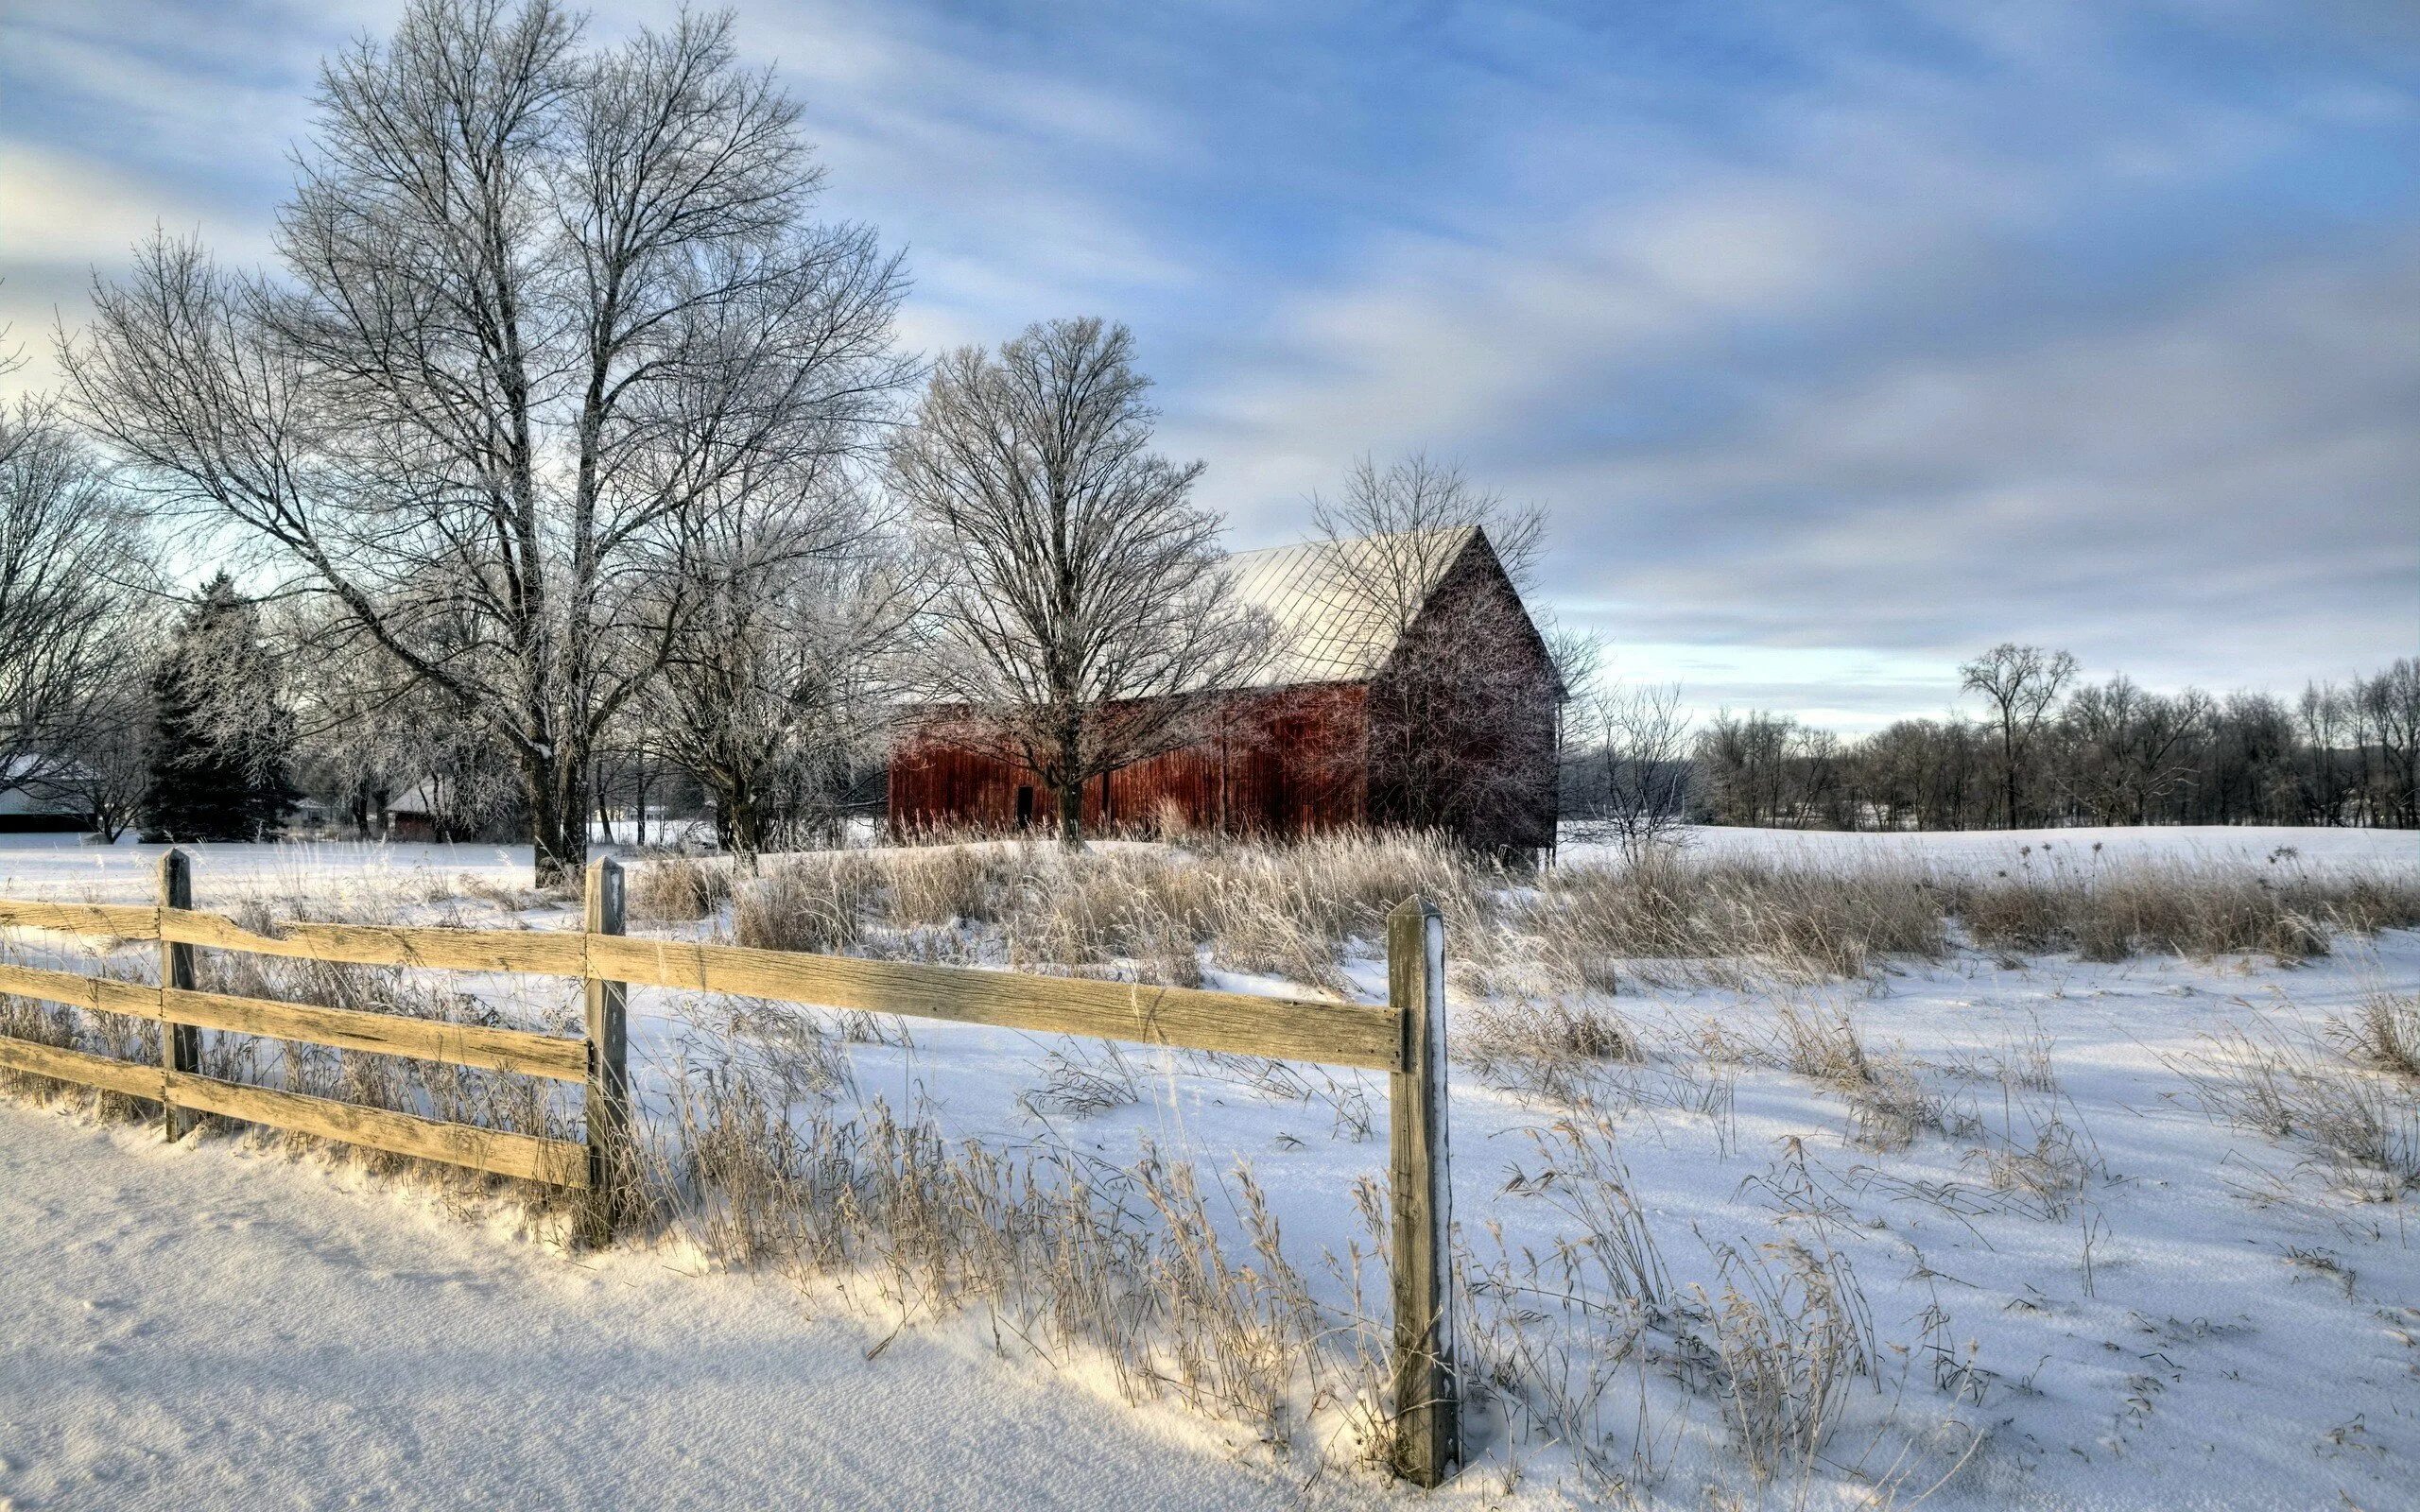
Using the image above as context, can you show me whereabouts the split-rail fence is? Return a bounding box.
[0,850,1459,1485]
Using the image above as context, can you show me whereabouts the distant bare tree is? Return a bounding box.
[2360,659,2420,830]
[1960,643,2079,828]
[1696,709,1801,827]
[890,317,1270,847]
[24,610,159,843]
[2060,676,2210,825]
[64,0,907,882]
[1566,680,1694,856]
[1852,715,1988,830]
[2296,680,2355,826]
[1307,454,1563,850]
[0,385,134,799]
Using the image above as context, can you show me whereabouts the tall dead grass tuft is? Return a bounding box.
[631,853,732,922]
[2332,990,2420,1081]
[733,856,872,954]
[640,1054,1381,1448]
[2169,1016,2420,1203]
[1689,1237,1878,1483]
[1461,996,1641,1107]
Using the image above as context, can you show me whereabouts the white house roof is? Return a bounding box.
[1219,525,1479,689]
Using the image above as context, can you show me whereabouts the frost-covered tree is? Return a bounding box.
[1307,455,1564,849]
[0,382,135,799]
[67,0,908,882]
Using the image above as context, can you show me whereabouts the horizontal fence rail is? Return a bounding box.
[0,900,1407,1072]
[0,850,1461,1486]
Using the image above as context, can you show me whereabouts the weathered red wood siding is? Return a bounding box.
[889,683,1370,838]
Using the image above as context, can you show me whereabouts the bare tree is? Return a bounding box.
[1960,643,2079,829]
[1565,680,1694,856]
[0,387,134,799]
[23,610,159,843]
[2360,658,2420,830]
[645,488,914,858]
[1306,454,1563,850]
[890,317,1270,847]
[64,0,908,882]
[2060,675,2209,826]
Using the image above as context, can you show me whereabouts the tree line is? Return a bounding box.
[1564,645,2420,844]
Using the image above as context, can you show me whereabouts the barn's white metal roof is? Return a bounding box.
[1219,525,1479,688]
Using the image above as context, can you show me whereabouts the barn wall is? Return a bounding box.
[888,683,1370,838]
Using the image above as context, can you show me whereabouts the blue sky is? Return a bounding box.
[2,0,2413,728]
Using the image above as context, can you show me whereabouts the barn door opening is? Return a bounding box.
[1015,785,1035,831]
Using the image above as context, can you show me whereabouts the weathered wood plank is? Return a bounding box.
[0,900,162,939]
[0,1033,164,1100]
[587,934,1404,1070]
[164,988,588,1082]
[161,910,590,977]
[0,961,157,1017]
[1388,896,1458,1487]
[163,1072,588,1188]
[0,963,585,1080]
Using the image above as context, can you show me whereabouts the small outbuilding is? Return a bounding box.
[887,526,1564,854]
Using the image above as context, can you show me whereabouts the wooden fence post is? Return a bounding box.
[1388,895,1457,1486]
[159,848,199,1141]
[579,856,630,1246]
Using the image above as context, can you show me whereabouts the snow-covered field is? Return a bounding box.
[3,828,2417,1509]
[0,1099,1378,1512]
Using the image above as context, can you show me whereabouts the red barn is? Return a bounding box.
[887,526,1564,854]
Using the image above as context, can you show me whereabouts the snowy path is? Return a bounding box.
[0,1103,1374,1512]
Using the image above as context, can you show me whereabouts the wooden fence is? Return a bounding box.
[0,850,1460,1486]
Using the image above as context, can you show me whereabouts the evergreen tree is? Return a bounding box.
[141,575,297,841]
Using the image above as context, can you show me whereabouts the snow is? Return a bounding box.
[0,1101,1386,1512]
[4,828,2419,1507]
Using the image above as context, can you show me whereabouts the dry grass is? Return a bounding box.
[628,833,2420,1008]
[732,856,870,954]
[2169,1015,2420,1203]
[640,829,1496,998]
[2331,989,2420,1081]
[1689,1236,1878,1484]
[637,1042,1391,1454]
[1526,851,1947,988]
[1461,996,1641,1106]
[1951,859,2419,964]
[630,851,732,922]
[1472,1112,1927,1498]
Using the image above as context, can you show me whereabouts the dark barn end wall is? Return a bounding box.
[1365,537,1563,852]
[888,683,1371,838]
